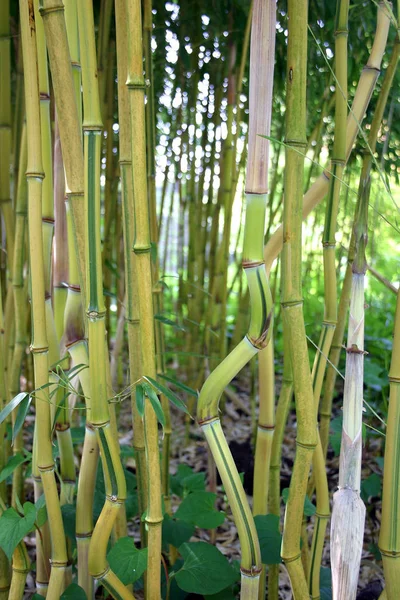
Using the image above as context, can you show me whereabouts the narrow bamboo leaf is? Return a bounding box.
[142,383,165,428]
[175,491,225,529]
[0,453,30,483]
[136,383,145,419]
[159,374,198,397]
[0,393,29,427]
[12,394,32,445]
[163,514,195,548]
[107,537,148,585]
[61,583,87,599]
[254,514,282,565]
[175,542,237,595]
[0,504,36,560]
[144,376,192,416]
[154,313,185,332]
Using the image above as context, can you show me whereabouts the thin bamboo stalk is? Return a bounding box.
[20,1,68,596]
[280,2,318,598]
[127,0,163,593]
[115,0,148,549]
[74,3,131,598]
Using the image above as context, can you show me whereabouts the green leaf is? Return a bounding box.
[135,383,145,419]
[361,473,382,502]
[0,453,30,483]
[204,589,237,600]
[159,374,198,397]
[61,583,87,599]
[163,514,195,548]
[142,383,165,428]
[154,313,185,331]
[0,503,36,560]
[12,394,32,445]
[175,542,237,595]
[281,488,316,516]
[107,537,148,585]
[0,393,29,427]
[170,465,206,497]
[144,376,192,417]
[254,514,282,565]
[368,542,382,561]
[175,492,225,529]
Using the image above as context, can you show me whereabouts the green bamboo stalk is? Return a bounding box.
[115,0,148,548]
[264,1,391,275]
[53,116,68,342]
[74,3,131,598]
[307,3,350,596]
[127,0,163,593]
[9,126,28,513]
[198,1,275,596]
[20,2,68,596]
[280,2,318,598]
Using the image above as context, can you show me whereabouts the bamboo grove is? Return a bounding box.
[0,0,399,599]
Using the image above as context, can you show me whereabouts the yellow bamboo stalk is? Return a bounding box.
[20,1,68,596]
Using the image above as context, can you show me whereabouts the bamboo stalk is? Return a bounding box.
[73,3,131,598]
[20,1,68,596]
[198,1,275,596]
[115,0,148,549]
[127,0,163,594]
[280,2,318,598]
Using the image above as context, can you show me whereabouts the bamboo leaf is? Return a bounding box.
[154,313,185,331]
[174,542,237,595]
[107,537,148,585]
[142,382,166,428]
[0,453,30,483]
[12,394,32,445]
[159,374,198,397]
[0,393,29,427]
[144,376,192,416]
[135,383,145,419]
